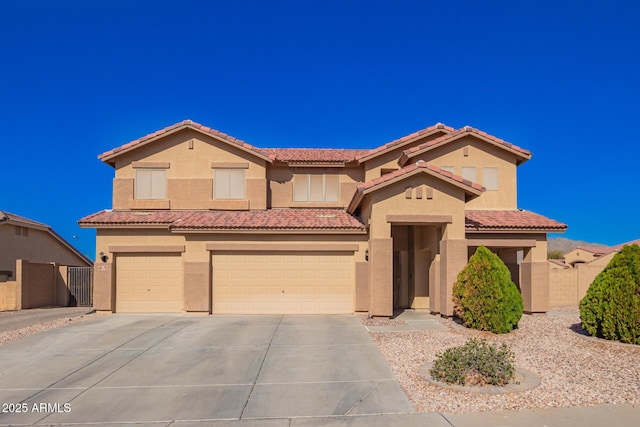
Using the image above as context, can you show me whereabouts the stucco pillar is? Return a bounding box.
[370,238,393,316]
[439,239,468,316]
[521,245,550,313]
[93,263,114,313]
[183,262,211,313]
[15,259,28,310]
[355,261,371,312]
[429,254,441,313]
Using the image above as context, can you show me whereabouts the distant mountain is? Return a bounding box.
[547,237,609,255]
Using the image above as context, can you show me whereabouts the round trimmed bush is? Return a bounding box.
[429,338,515,386]
[453,245,523,334]
[579,244,640,345]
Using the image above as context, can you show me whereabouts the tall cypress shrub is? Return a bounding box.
[580,244,640,344]
[453,245,523,334]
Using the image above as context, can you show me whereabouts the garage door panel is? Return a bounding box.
[116,254,182,313]
[213,252,353,314]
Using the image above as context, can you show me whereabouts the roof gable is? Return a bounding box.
[399,126,532,167]
[355,123,454,164]
[347,162,484,213]
[0,211,92,265]
[99,120,275,166]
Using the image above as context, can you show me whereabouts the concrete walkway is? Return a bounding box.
[0,307,92,332]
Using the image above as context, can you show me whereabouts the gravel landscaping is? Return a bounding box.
[369,306,640,414]
[0,310,102,346]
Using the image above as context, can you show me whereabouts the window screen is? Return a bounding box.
[483,167,498,190]
[461,167,476,182]
[293,174,340,202]
[214,169,245,199]
[135,169,166,200]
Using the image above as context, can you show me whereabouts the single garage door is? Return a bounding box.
[116,254,182,313]
[213,252,353,314]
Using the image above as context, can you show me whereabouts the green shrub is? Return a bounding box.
[579,244,640,345]
[452,245,524,333]
[429,338,515,386]
[548,249,564,259]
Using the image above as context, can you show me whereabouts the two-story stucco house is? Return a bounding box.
[79,120,566,316]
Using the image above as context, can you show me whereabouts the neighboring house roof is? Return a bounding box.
[548,259,569,268]
[98,120,276,166]
[354,123,454,164]
[347,162,485,214]
[79,209,366,233]
[465,209,568,231]
[266,148,369,165]
[572,245,615,255]
[611,238,640,251]
[398,126,532,167]
[0,210,92,265]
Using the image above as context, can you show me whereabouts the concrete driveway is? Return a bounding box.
[0,314,413,425]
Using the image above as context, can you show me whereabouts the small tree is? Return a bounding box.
[453,245,524,334]
[579,244,640,344]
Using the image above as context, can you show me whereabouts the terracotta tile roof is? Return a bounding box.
[400,126,532,166]
[548,259,569,268]
[611,238,640,251]
[98,120,275,164]
[357,162,485,193]
[79,209,366,232]
[465,210,567,231]
[574,245,615,255]
[266,148,369,163]
[348,162,484,213]
[354,123,454,162]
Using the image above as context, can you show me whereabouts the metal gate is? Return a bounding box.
[68,266,93,307]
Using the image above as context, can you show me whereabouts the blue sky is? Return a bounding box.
[1,0,639,259]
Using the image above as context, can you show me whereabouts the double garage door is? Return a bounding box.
[115,252,354,314]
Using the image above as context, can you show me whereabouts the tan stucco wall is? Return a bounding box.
[549,251,614,306]
[0,261,71,311]
[112,129,268,210]
[563,248,602,266]
[362,131,446,181]
[406,135,518,209]
[0,225,90,280]
[268,165,363,209]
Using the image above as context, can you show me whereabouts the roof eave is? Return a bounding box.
[398,132,532,167]
[355,126,452,165]
[98,123,274,167]
[466,227,568,234]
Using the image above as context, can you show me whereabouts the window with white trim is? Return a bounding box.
[135,169,166,200]
[214,169,245,199]
[293,174,339,202]
[483,167,498,190]
[461,167,476,182]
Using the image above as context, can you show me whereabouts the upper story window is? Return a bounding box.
[15,225,28,237]
[214,169,245,200]
[294,174,339,202]
[483,167,498,190]
[135,169,166,200]
[461,167,476,182]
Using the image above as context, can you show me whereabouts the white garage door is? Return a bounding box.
[116,254,182,313]
[213,252,353,314]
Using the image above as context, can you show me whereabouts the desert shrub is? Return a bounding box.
[453,245,523,334]
[547,249,564,259]
[429,338,515,386]
[579,244,640,345]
